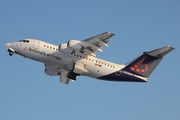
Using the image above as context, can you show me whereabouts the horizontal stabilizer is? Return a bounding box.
[146,46,175,58]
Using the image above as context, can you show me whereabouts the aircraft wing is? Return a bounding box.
[80,32,115,56]
[44,64,70,84]
[60,71,71,84]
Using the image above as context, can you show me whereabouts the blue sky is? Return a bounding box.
[1,0,180,120]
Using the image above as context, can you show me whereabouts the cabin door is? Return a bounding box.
[33,40,40,49]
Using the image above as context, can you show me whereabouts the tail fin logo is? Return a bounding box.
[130,56,149,73]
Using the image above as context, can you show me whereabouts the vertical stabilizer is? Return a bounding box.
[122,46,174,77]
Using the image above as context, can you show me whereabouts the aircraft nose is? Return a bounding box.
[5,43,11,48]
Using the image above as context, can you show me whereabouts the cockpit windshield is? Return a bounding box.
[19,40,29,43]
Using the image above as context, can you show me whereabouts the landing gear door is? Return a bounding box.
[33,40,40,49]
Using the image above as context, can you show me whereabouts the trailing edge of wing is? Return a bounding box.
[80,32,115,56]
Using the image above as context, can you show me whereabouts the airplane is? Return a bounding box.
[5,32,174,84]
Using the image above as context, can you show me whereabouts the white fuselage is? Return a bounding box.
[9,39,125,79]
[5,33,174,84]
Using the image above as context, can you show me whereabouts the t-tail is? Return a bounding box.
[122,46,174,81]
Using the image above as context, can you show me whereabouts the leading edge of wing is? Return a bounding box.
[84,32,115,42]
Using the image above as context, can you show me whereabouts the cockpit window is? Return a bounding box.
[19,40,29,43]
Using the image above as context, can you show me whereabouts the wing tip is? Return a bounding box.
[167,45,175,50]
[107,31,115,36]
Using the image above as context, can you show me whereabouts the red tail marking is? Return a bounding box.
[130,56,149,73]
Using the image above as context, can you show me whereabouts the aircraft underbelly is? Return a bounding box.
[85,64,116,78]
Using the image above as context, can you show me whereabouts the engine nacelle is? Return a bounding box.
[59,43,72,54]
[44,68,59,76]
[67,40,82,50]
[64,62,89,81]
[72,62,89,75]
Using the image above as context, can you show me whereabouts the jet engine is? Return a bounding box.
[58,43,72,54]
[67,40,83,50]
[67,62,89,81]
[72,62,89,75]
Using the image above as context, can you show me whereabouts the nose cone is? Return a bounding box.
[5,43,11,48]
